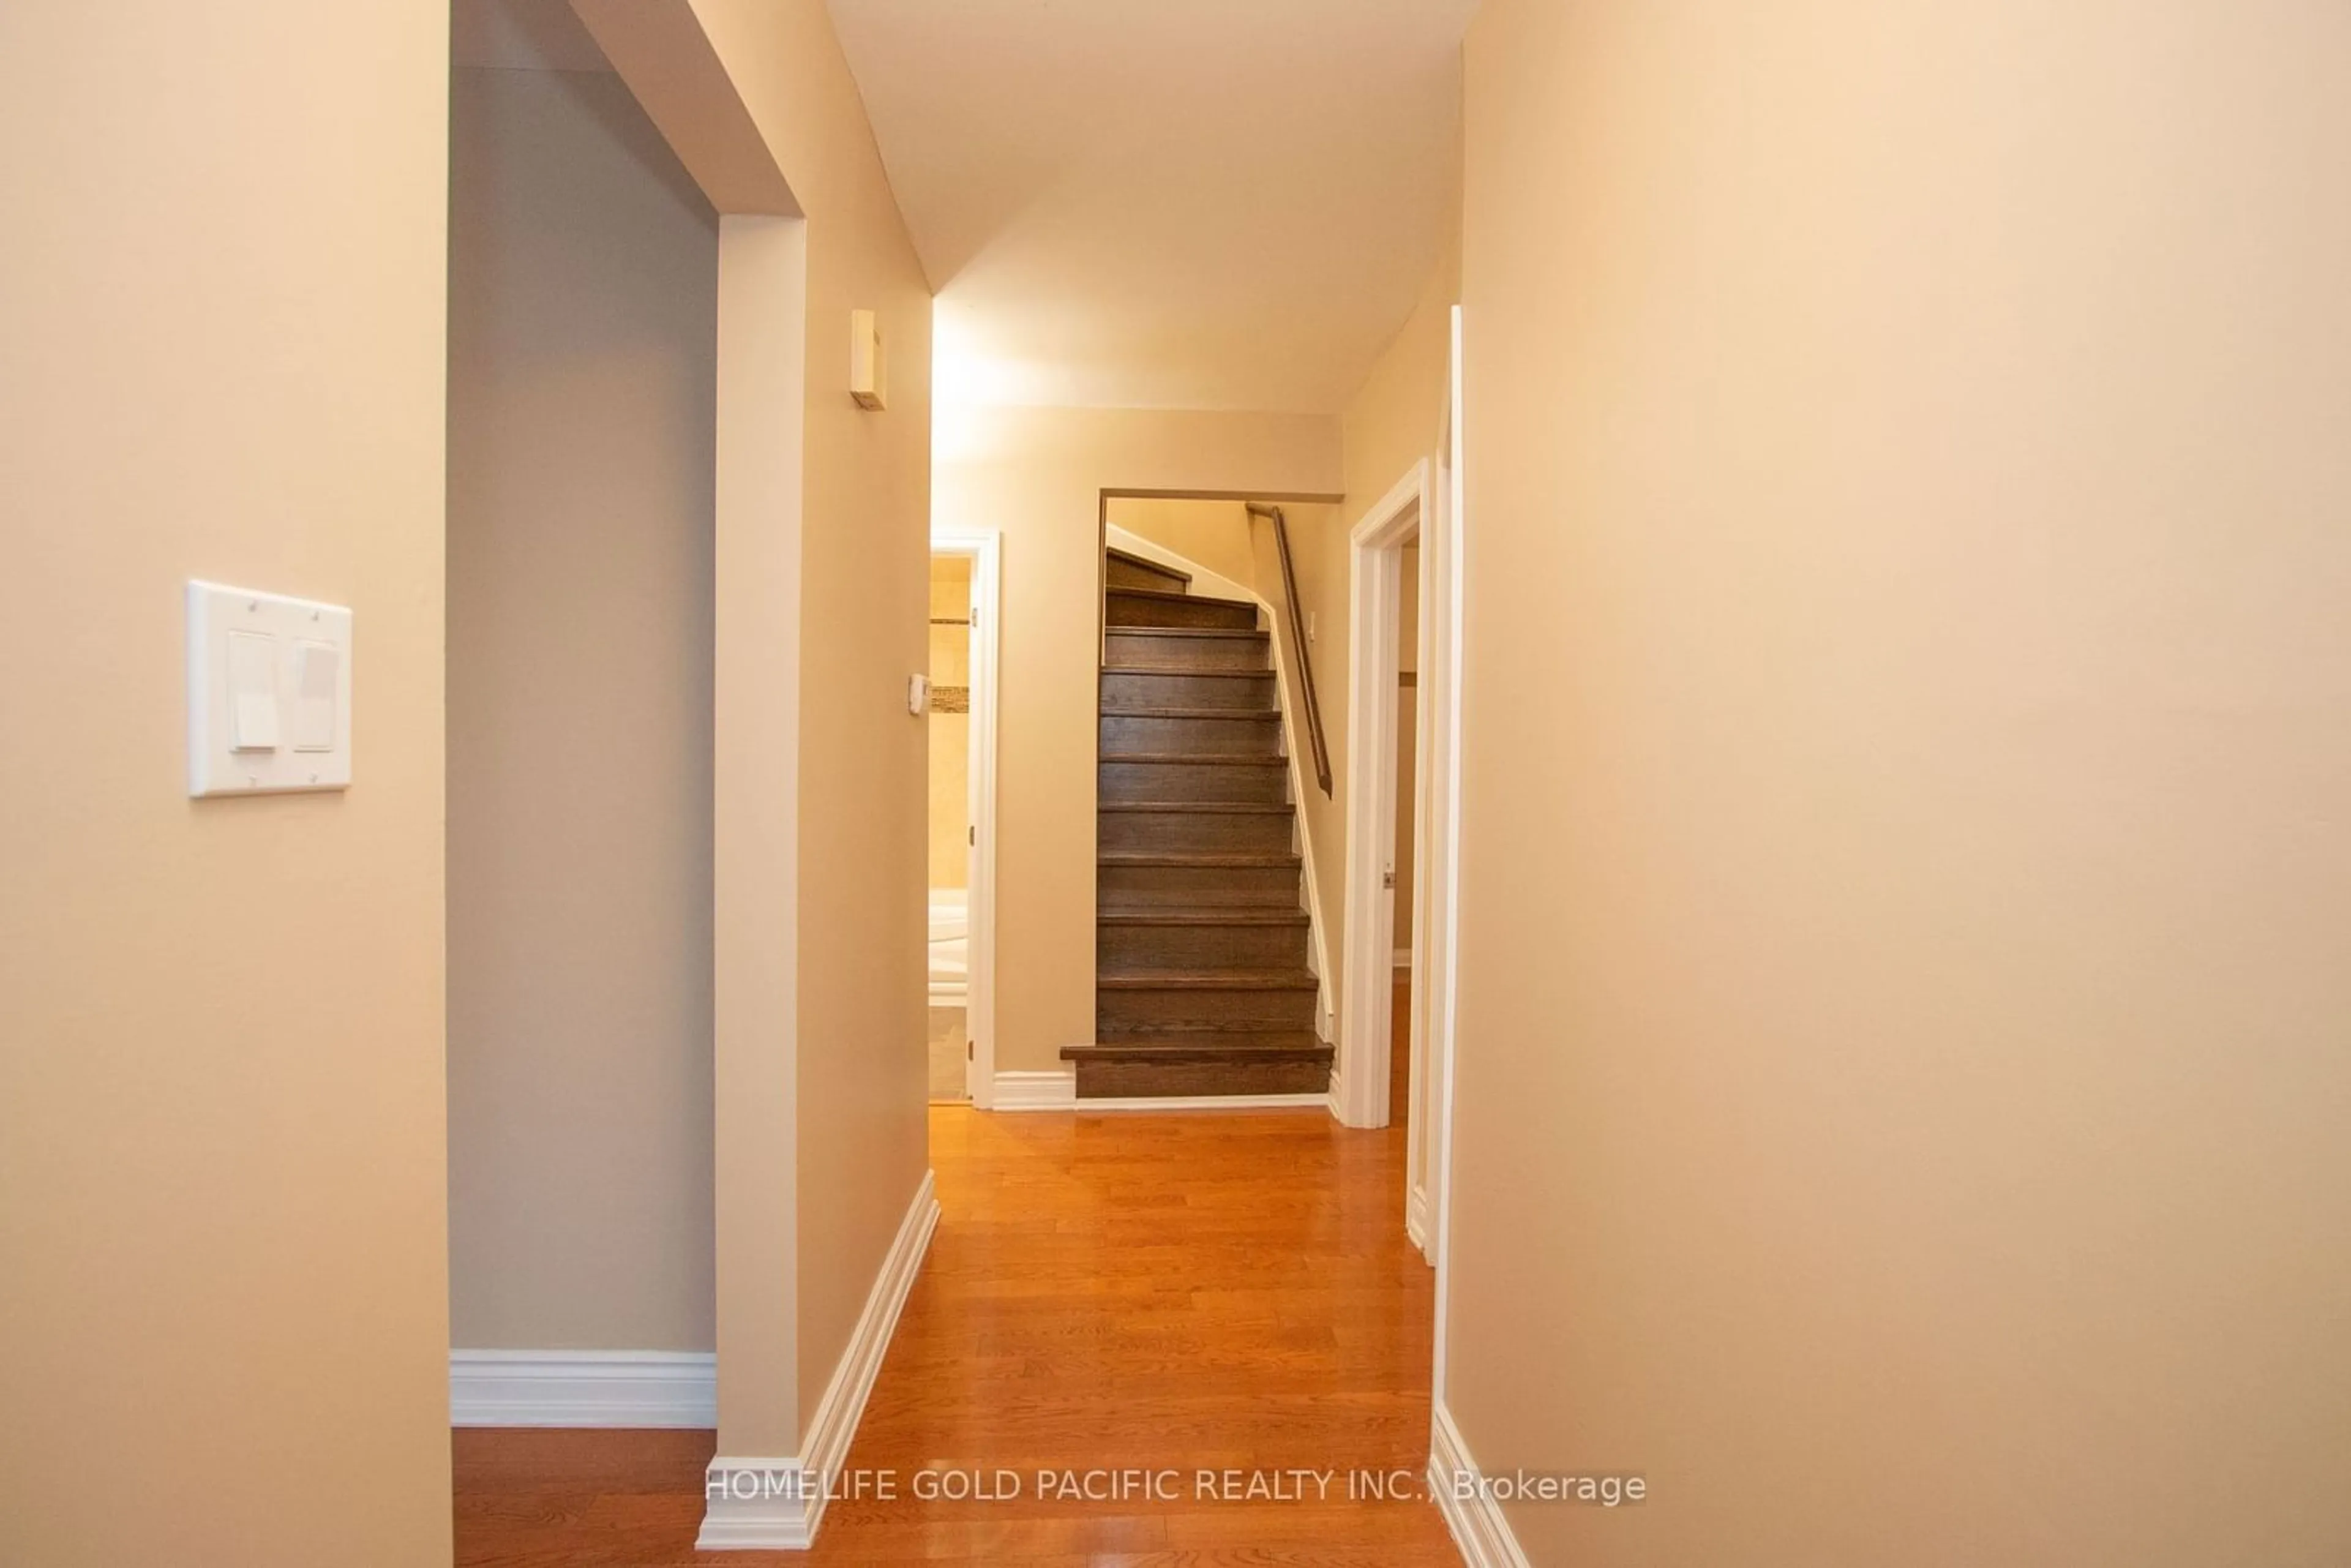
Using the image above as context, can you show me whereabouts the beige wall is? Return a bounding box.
[684,0,938,1441]
[1346,232,1459,529]
[446,64,718,1353]
[1309,206,1460,1035]
[568,0,934,1457]
[1453,3,2351,1562]
[1105,496,1261,591]
[708,210,810,1457]
[929,555,972,890]
[934,407,1342,1072]
[0,3,452,1564]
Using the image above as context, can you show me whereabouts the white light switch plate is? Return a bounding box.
[188,581,353,797]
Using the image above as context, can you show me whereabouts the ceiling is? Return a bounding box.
[826,0,1472,413]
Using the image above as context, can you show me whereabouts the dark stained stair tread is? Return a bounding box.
[1097,801,1294,814]
[1097,909,1308,926]
[1098,851,1300,867]
[1094,546,1326,1098]
[1067,1055,1328,1097]
[1101,762,1289,805]
[1096,798,1300,857]
[1096,969,1319,989]
[1104,585,1254,611]
[1095,1021,1325,1040]
[1101,625,1267,639]
[1105,591,1259,630]
[1104,547,1190,587]
[1063,1037,1332,1060]
[1098,752,1286,766]
[1100,664,1273,678]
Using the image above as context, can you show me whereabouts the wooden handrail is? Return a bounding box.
[1246,502,1333,797]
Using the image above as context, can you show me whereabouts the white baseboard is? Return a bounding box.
[798,1169,940,1541]
[449,1349,715,1428]
[992,1068,1080,1109]
[696,1169,941,1551]
[991,1068,1332,1114]
[1406,1182,1429,1254]
[696,1456,812,1550]
[1430,1401,1534,1568]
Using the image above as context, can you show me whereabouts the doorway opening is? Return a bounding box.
[1336,445,1460,1268]
[926,552,973,1102]
[1393,536,1423,1157]
[1070,492,1344,1105]
[929,530,1000,1106]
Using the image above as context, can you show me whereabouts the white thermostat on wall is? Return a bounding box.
[187,580,353,798]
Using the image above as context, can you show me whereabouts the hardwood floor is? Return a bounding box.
[454,981,1449,1566]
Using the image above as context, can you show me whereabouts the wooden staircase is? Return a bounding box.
[1063,550,1333,1098]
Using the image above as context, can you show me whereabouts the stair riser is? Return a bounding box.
[1097,811,1294,856]
[1106,559,1188,592]
[1100,670,1276,710]
[1074,1057,1331,1098]
[1097,922,1310,971]
[1098,863,1300,907]
[1104,592,1258,631]
[1098,986,1319,1033]
[1100,713,1282,757]
[1103,630,1269,671]
[1100,761,1287,805]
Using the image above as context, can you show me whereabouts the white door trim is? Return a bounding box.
[1409,318,1470,1266]
[932,528,1000,1108]
[1430,301,1469,1432]
[1333,461,1430,1130]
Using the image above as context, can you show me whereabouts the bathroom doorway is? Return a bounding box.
[927,531,1000,1105]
